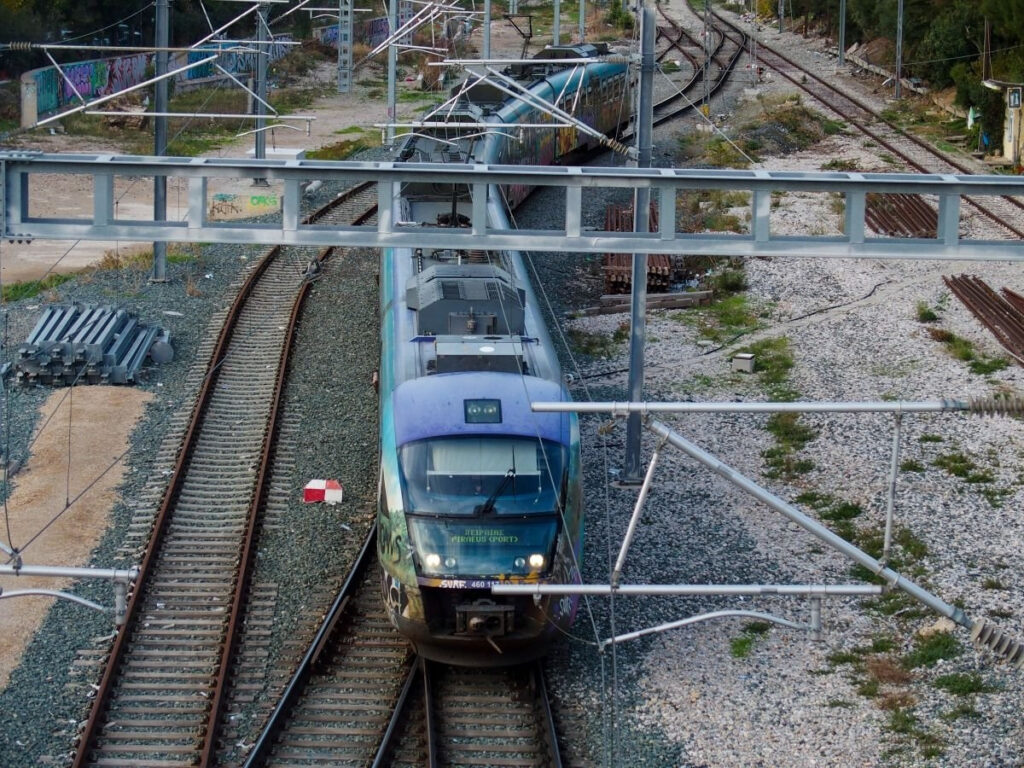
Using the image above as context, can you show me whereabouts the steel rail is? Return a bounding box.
[242,526,380,767]
[371,659,421,768]
[714,11,1024,239]
[533,662,565,768]
[423,659,440,768]
[71,223,292,768]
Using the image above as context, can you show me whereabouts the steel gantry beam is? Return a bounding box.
[2,152,1024,260]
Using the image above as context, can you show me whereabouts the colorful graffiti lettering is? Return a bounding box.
[28,39,292,120]
[249,194,279,207]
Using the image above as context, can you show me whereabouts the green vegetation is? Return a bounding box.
[730,621,772,658]
[900,459,925,472]
[307,132,380,161]
[676,190,750,233]
[941,701,981,721]
[915,301,939,323]
[926,327,1010,375]
[902,632,963,669]
[933,673,997,696]
[886,708,945,759]
[603,0,634,31]
[568,322,630,359]
[737,336,795,391]
[821,158,859,172]
[670,263,761,343]
[762,411,817,479]
[919,433,944,443]
[2,273,74,302]
[932,451,994,484]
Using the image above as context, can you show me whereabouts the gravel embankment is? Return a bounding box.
[524,9,1024,765]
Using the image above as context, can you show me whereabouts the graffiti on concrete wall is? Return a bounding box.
[27,37,292,119]
[33,54,149,113]
[181,38,293,81]
[314,4,414,49]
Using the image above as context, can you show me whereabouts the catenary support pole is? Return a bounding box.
[882,412,903,563]
[338,0,353,92]
[152,0,169,282]
[623,3,655,483]
[838,0,846,66]
[254,2,269,184]
[387,0,398,146]
[895,0,903,99]
[483,0,491,59]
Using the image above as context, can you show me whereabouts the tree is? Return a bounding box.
[913,0,981,88]
[981,0,1024,42]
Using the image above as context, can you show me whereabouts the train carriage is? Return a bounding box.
[377,45,630,665]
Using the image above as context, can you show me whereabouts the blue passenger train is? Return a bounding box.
[377,44,632,665]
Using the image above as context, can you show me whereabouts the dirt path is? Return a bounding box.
[0,387,151,689]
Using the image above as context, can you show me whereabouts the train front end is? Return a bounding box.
[379,372,583,666]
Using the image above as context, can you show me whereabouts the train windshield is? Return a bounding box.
[398,436,567,516]
[407,516,559,578]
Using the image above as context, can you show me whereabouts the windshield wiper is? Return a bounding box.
[474,469,516,515]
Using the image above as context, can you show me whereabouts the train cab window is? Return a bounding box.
[398,435,567,516]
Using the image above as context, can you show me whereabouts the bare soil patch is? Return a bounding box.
[0,387,152,689]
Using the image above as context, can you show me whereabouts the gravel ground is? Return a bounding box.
[0,176,376,766]
[531,8,1024,768]
[1,11,1022,768]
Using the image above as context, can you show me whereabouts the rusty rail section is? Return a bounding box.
[603,203,673,295]
[865,192,939,238]
[944,274,1024,365]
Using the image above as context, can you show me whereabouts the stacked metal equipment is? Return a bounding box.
[602,203,673,295]
[14,304,173,386]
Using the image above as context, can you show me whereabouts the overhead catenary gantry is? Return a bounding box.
[3,154,1023,260]
[496,397,1024,667]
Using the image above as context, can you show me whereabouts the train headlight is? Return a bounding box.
[425,553,441,569]
[514,557,526,569]
[444,556,457,569]
[528,553,545,569]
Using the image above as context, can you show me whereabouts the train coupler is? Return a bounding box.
[456,599,515,636]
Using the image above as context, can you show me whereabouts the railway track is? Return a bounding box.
[618,3,746,144]
[712,11,1024,240]
[243,526,565,768]
[72,183,378,768]
[382,659,564,767]
[240,527,414,767]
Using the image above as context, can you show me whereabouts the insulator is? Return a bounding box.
[968,395,1024,418]
[8,42,33,51]
[971,619,1024,668]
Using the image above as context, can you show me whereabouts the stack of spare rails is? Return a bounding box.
[11,303,172,386]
